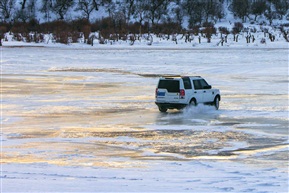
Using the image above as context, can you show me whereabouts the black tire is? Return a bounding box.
[158,106,167,113]
[214,96,220,110]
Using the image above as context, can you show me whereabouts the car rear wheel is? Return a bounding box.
[189,99,197,107]
[158,106,167,113]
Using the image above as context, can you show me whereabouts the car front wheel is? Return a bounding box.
[214,96,220,110]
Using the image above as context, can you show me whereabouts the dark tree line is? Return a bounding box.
[229,0,289,23]
[0,0,288,26]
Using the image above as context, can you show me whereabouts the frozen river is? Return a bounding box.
[1,45,288,192]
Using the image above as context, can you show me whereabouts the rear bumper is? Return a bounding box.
[155,102,187,110]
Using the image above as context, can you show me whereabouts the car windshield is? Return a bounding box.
[158,80,180,92]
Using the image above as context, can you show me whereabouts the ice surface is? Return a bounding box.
[1,40,288,192]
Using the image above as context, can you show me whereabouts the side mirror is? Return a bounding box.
[204,85,212,89]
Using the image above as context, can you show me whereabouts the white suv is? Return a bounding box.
[155,76,221,112]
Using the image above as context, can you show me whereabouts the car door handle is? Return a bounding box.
[194,91,197,93]
[203,91,206,93]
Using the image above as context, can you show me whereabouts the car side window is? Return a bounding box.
[193,80,202,90]
[199,79,209,88]
[182,77,192,89]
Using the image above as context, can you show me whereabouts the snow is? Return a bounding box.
[1,33,288,192]
[1,161,287,192]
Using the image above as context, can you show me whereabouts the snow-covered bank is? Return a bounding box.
[2,34,288,50]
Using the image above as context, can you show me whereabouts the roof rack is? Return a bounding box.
[162,75,201,78]
[162,74,181,78]
[181,75,201,78]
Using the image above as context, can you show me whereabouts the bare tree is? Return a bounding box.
[0,0,15,20]
[264,3,274,25]
[171,1,185,27]
[145,0,170,27]
[271,0,289,20]
[76,0,111,21]
[40,0,53,22]
[202,0,224,23]
[133,0,147,24]
[55,0,74,20]
[120,0,135,24]
[20,0,27,9]
[280,26,289,42]
[41,0,74,20]
[250,0,267,21]
[182,0,204,27]
[132,0,148,35]
[75,0,97,21]
[229,0,250,22]
[15,0,36,22]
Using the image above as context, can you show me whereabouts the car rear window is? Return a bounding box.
[158,80,180,92]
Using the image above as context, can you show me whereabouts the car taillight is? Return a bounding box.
[155,88,158,98]
[180,89,185,98]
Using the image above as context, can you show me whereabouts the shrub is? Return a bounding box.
[153,22,182,35]
[0,23,9,34]
[0,25,7,40]
[127,22,141,34]
[232,22,243,34]
[34,33,45,43]
[27,19,39,32]
[11,22,28,34]
[70,31,82,43]
[202,22,217,34]
[203,27,215,43]
[82,25,91,43]
[55,31,69,44]
[13,33,23,41]
[218,27,229,35]
[201,22,216,43]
